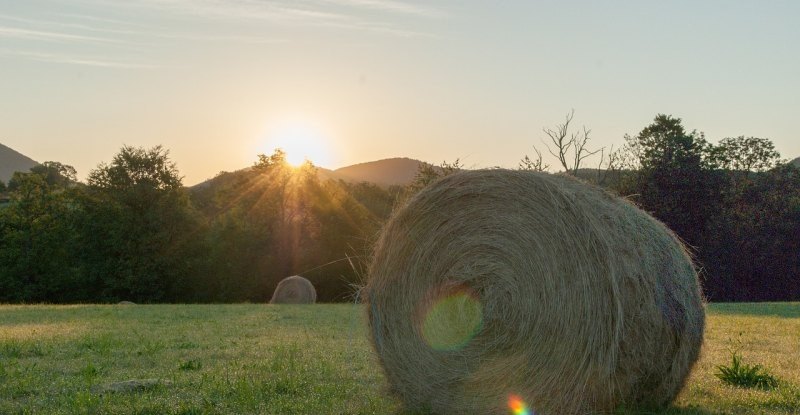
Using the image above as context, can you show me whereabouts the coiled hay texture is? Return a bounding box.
[366,169,704,415]
[270,275,317,304]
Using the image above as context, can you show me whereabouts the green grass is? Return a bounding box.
[0,303,798,414]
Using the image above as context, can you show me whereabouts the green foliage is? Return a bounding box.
[191,148,389,302]
[79,145,205,302]
[254,148,288,171]
[0,163,85,302]
[88,145,182,191]
[29,161,78,187]
[626,114,721,247]
[716,350,779,390]
[711,136,782,173]
[702,163,800,300]
[602,115,798,302]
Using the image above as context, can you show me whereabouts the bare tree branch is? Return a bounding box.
[541,110,602,175]
[519,147,549,171]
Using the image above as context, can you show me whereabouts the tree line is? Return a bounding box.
[0,114,797,303]
[0,147,396,303]
[523,113,798,301]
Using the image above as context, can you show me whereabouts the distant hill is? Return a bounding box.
[0,143,38,183]
[328,157,424,186]
[791,157,800,168]
[192,157,426,190]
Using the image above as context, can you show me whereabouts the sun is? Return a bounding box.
[263,120,333,167]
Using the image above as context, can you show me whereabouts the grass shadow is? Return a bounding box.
[708,302,800,318]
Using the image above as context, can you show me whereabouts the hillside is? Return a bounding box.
[330,157,424,186]
[0,143,38,183]
[192,157,426,191]
[791,156,800,168]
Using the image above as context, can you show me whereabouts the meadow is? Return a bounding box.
[1,303,798,414]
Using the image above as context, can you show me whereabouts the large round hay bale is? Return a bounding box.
[367,170,704,414]
[270,275,317,304]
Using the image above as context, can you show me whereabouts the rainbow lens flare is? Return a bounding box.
[420,288,483,351]
[508,394,532,415]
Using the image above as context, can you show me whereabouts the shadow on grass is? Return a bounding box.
[618,407,721,415]
[398,405,723,415]
[708,302,800,318]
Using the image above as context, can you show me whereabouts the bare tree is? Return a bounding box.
[518,147,549,172]
[541,110,602,175]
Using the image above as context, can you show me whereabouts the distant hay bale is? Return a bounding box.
[270,275,317,304]
[366,170,705,414]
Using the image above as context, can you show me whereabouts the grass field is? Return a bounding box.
[1,303,799,414]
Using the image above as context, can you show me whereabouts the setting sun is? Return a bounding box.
[263,120,334,167]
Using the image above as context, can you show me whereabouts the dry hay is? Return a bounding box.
[366,169,705,414]
[270,275,317,304]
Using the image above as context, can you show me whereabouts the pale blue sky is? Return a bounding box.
[1,0,798,184]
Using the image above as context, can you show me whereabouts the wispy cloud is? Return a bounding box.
[0,14,284,44]
[0,49,157,69]
[54,12,154,29]
[316,0,443,18]
[0,26,125,44]
[71,0,441,37]
[0,14,142,37]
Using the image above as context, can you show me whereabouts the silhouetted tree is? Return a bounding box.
[80,145,202,302]
[0,164,83,302]
[629,114,721,248]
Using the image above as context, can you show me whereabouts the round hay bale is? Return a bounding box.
[366,170,705,414]
[270,275,317,304]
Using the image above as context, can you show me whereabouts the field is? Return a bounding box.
[1,303,799,414]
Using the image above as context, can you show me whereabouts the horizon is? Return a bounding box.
[2,1,799,185]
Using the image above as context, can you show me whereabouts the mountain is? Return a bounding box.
[0,143,39,183]
[791,157,800,169]
[328,157,424,186]
[192,157,426,190]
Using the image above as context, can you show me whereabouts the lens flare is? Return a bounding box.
[420,287,483,351]
[508,394,532,415]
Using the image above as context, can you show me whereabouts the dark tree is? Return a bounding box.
[711,136,781,173]
[630,115,721,248]
[81,145,202,302]
[0,164,83,302]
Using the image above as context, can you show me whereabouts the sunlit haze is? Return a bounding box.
[2,1,798,184]
[262,118,335,167]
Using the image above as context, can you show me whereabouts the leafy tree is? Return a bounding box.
[0,164,83,302]
[711,136,781,173]
[629,114,721,248]
[703,164,800,300]
[0,179,6,193]
[80,145,202,302]
[254,148,289,172]
[31,161,78,187]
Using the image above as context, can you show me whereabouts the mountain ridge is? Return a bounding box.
[0,143,39,183]
[192,157,427,190]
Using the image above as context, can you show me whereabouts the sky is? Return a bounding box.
[1,0,798,185]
